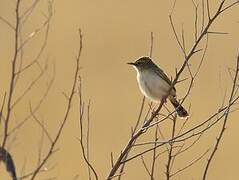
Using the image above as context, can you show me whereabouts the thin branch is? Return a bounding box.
[11,64,47,109]
[37,118,45,166]
[202,54,239,180]
[18,168,50,180]
[170,149,209,177]
[17,17,50,52]
[169,15,186,57]
[87,100,92,180]
[110,152,114,168]
[192,0,198,42]
[193,33,209,78]
[149,32,154,57]
[0,16,15,30]
[220,1,239,13]
[206,0,210,20]
[207,31,228,35]
[7,72,54,137]
[140,155,151,176]
[170,0,177,16]
[181,24,186,53]
[0,93,7,125]
[14,24,24,87]
[78,79,98,180]
[165,116,177,180]
[149,125,158,180]
[20,0,40,24]
[15,3,52,76]
[2,0,21,148]
[173,133,203,157]
[30,28,83,180]
[30,105,53,143]
[201,0,205,33]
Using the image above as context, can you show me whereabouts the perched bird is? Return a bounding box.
[128,56,188,118]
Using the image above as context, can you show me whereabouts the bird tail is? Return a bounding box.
[169,96,188,118]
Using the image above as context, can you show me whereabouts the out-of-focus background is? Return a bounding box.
[0,0,239,179]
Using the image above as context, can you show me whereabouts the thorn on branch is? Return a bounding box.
[207,31,228,35]
[193,49,203,54]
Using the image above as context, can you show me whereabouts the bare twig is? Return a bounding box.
[0,93,7,125]
[201,0,205,33]
[170,149,209,177]
[220,1,239,13]
[206,0,210,20]
[202,54,239,180]
[169,16,186,57]
[2,0,21,148]
[0,16,15,30]
[78,78,98,180]
[7,72,54,137]
[30,105,53,143]
[15,2,52,76]
[165,116,177,180]
[149,32,154,58]
[140,155,151,176]
[11,64,47,109]
[20,0,40,24]
[149,125,158,180]
[86,100,92,180]
[30,29,83,180]
[192,0,198,42]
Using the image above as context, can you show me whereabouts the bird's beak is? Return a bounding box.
[127,62,136,66]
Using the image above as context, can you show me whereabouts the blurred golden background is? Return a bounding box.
[0,0,239,179]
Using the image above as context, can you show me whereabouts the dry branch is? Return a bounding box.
[202,54,239,180]
[165,116,177,180]
[29,29,83,180]
[2,0,21,148]
[77,79,98,180]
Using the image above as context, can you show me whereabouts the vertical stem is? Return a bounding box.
[166,117,177,180]
[202,55,239,180]
[2,0,21,148]
[150,125,158,180]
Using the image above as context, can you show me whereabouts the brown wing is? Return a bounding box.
[152,64,176,93]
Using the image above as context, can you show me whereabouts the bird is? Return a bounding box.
[128,56,188,118]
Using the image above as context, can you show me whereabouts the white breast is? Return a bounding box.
[136,69,171,102]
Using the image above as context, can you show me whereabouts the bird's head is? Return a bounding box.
[127,56,154,71]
